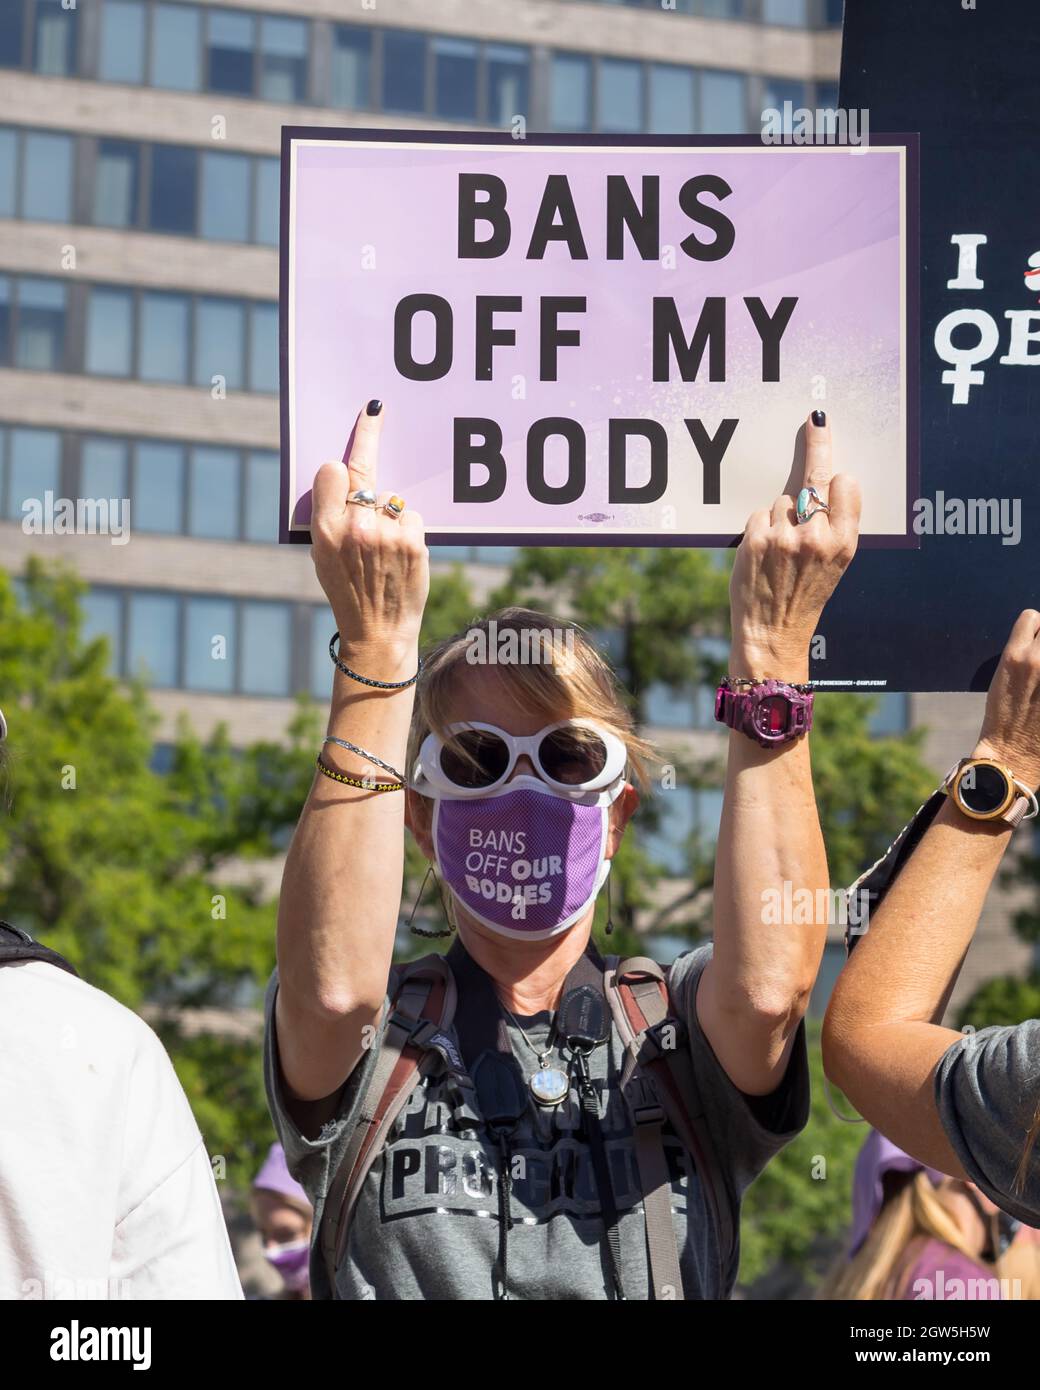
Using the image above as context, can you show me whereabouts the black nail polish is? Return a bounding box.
[366,399,383,416]
[811,409,826,427]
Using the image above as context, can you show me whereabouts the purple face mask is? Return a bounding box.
[432,775,622,940]
[265,1239,310,1292]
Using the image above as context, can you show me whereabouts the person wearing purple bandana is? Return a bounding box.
[264,399,861,1300]
[250,1143,313,1300]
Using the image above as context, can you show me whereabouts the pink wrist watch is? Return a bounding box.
[714,678,815,748]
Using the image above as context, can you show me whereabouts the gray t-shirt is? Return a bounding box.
[263,943,809,1300]
[934,1019,1040,1227]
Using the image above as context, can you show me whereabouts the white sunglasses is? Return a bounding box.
[411,719,628,799]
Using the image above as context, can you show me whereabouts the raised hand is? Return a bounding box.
[729,411,861,678]
[310,401,430,658]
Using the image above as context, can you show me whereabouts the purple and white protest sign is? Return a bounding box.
[280,130,917,547]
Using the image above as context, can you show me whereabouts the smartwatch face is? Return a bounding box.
[956,762,1013,818]
[752,694,791,739]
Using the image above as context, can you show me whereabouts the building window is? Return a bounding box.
[868,691,910,737]
[85,286,133,376]
[599,58,643,134]
[151,2,201,91]
[21,131,72,221]
[0,0,26,67]
[762,76,807,130]
[81,436,128,501]
[33,0,77,76]
[240,601,291,694]
[310,607,333,700]
[487,44,528,127]
[85,586,304,695]
[127,591,179,686]
[382,29,426,114]
[330,25,371,109]
[149,143,197,235]
[0,129,15,215]
[259,14,307,103]
[207,7,254,95]
[185,594,236,691]
[0,276,11,366]
[243,450,279,542]
[248,302,278,394]
[94,140,140,227]
[200,149,251,241]
[134,440,184,532]
[551,54,592,132]
[99,0,146,83]
[139,290,189,382]
[763,0,809,25]
[189,446,239,539]
[700,70,747,133]
[195,297,244,389]
[433,36,478,122]
[81,588,123,674]
[649,65,695,134]
[254,157,279,246]
[6,426,60,520]
[14,276,65,370]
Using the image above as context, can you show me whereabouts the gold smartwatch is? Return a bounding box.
[942,757,1039,827]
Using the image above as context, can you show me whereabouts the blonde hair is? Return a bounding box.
[406,607,658,811]
[820,1171,996,1301]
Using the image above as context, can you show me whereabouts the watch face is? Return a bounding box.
[956,762,1012,817]
[752,694,791,739]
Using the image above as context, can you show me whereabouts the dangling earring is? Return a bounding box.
[605,874,615,936]
[407,864,456,939]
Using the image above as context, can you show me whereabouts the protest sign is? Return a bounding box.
[280,130,915,549]
[813,0,1038,692]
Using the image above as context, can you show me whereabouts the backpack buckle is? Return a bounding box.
[388,1011,438,1047]
[626,1074,665,1127]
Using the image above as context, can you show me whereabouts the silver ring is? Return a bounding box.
[796,485,831,525]
[347,488,378,508]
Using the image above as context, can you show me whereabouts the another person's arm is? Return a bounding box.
[697,413,861,1096]
[822,610,1040,1180]
[275,404,429,1126]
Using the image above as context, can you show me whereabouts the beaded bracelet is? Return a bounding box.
[330,632,422,690]
[323,735,404,784]
[316,755,404,793]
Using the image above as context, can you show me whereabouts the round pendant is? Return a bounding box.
[530,1067,570,1106]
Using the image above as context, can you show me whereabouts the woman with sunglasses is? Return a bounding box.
[265,400,861,1300]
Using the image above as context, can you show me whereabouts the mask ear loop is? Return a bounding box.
[407,864,457,939]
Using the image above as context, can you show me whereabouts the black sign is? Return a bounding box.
[813,0,1038,692]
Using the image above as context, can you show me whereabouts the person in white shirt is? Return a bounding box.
[0,707,243,1301]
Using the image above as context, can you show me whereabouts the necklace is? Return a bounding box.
[500,1003,571,1107]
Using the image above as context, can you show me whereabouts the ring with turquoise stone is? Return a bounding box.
[796,485,831,524]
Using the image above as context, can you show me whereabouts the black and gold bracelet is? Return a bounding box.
[315,754,404,793]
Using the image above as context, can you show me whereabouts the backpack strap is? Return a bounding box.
[0,921,79,978]
[317,953,460,1293]
[604,955,735,1299]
